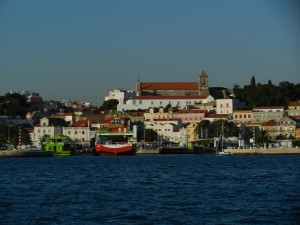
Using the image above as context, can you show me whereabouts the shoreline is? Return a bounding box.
[225,148,300,155]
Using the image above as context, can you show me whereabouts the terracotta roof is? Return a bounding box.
[253,106,284,110]
[177,109,207,114]
[290,116,300,120]
[261,120,277,126]
[205,114,229,118]
[133,95,207,100]
[234,110,252,113]
[140,82,198,90]
[74,120,90,127]
[289,101,300,107]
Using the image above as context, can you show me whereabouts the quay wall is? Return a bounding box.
[136,148,159,154]
[225,148,300,155]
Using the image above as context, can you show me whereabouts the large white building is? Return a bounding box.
[117,95,214,111]
[144,118,182,143]
[216,97,246,115]
[63,127,90,144]
[105,89,136,104]
[31,117,65,147]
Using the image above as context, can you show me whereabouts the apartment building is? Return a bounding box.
[252,106,285,123]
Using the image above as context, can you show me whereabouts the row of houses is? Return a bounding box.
[26,98,300,148]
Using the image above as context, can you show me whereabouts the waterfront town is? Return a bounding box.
[1,70,300,156]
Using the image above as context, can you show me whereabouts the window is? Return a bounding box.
[139,100,142,104]
[82,131,85,134]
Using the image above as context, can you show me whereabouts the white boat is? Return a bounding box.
[215,121,232,156]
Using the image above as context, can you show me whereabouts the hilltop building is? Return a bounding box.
[136,70,231,99]
[105,89,136,104]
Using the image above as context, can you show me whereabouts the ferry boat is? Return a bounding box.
[95,116,136,156]
[43,136,72,156]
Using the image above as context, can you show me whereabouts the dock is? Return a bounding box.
[225,148,300,155]
[0,149,53,157]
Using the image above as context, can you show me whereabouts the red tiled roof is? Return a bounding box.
[261,120,277,126]
[205,114,229,118]
[253,106,284,109]
[291,116,300,120]
[177,109,207,114]
[74,120,90,127]
[140,82,198,90]
[133,95,207,100]
[289,101,300,107]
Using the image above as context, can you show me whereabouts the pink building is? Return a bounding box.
[176,109,208,124]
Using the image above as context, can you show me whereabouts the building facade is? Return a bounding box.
[117,95,214,111]
[233,110,252,125]
[252,106,285,123]
[105,89,136,104]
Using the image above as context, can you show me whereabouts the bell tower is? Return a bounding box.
[198,69,209,96]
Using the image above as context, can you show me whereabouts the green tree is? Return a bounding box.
[40,134,50,149]
[0,93,29,117]
[99,99,119,111]
[144,129,158,142]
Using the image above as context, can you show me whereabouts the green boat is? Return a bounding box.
[43,136,71,156]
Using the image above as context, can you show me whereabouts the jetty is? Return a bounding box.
[225,147,300,155]
[0,149,53,158]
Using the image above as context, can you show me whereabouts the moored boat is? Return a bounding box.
[43,136,71,156]
[95,116,137,156]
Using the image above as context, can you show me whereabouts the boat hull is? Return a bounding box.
[95,144,136,156]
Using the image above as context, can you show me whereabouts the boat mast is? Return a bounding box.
[221,121,224,152]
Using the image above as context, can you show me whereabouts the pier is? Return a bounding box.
[225,147,300,155]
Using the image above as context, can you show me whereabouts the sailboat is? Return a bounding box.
[216,121,232,156]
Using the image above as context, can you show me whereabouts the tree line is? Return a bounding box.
[233,76,300,108]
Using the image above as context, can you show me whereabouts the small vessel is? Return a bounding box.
[0,145,53,158]
[95,116,136,156]
[216,121,232,156]
[43,136,71,156]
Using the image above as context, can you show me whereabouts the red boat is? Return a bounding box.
[95,117,136,156]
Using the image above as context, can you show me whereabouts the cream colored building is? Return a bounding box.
[252,106,285,123]
[233,110,252,125]
[288,101,300,116]
[216,97,246,115]
[63,127,90,143]
[144,118,182,143]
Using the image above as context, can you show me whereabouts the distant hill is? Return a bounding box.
[233,76,300,108]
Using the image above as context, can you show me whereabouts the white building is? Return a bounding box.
[30,117,68,147]
[105,89,136,104]
[144,118,182,143]
[117,95,214,111]
[252,106,285,123]
[63,127,90,144]
[216,97,246,115]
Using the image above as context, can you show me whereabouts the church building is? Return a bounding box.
[136,70,210,97]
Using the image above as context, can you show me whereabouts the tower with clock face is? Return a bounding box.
[198,69,209,96]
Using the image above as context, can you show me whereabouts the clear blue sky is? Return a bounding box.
[1,0,299,105]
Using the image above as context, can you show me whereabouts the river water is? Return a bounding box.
[0,155,300,224]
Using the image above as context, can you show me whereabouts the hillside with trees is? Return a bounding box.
[233,76,300,108]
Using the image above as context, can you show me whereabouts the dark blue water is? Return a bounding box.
[1,155,300,225]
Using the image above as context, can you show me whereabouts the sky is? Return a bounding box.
[0,0,299,105]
